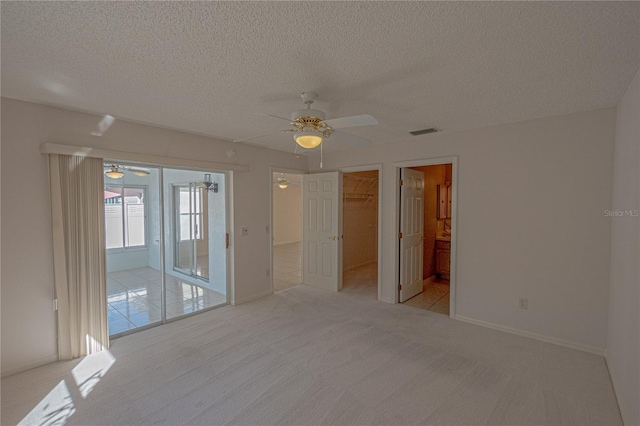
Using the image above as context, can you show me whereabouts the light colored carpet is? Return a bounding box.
[1,283,622,425]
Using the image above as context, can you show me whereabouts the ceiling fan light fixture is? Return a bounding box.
[277,174,290,189]
[105,166,124,179]
[294,129,323,149]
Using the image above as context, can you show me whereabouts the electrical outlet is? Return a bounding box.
[266,268,270,276]
[241,227,249,236]
[518,298,528,310]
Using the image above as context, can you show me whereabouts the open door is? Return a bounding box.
[302,172,342,292]
[399,168,424,302]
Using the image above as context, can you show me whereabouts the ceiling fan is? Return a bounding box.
[233,92,378,151]
[104,164,151,179]
[273,173,302,189]
[275,175,290,189]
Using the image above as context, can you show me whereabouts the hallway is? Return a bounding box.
[273,242,302,292]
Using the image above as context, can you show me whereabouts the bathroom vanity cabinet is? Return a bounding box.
[435,238,451,280]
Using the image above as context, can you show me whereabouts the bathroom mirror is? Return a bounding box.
[437,184,452,219]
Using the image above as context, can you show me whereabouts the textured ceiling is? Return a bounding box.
[2,2,639,154]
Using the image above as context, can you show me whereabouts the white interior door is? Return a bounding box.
[303,172,342,292]
[399,168,424,302]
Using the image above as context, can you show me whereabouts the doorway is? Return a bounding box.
[398,162,455,316]
[271,171,303,292]
[342,170,379,296]
[105,164,229,337]
[291,167,381,299]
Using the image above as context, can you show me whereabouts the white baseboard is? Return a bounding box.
[379,296,396,304]
[232,290,273,306]
[604,354,629,426]
[1,354,59,378]
[423,274,437,285]
[455,315,605,356]
[273,240,301,246]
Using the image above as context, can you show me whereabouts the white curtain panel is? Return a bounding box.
[49,154,109,359]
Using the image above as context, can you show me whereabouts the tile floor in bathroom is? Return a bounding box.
[402,278,450,315]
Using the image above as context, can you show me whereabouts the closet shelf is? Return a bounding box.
[343,175,378,205]
[344,175,377,194]
[343,193,375,200]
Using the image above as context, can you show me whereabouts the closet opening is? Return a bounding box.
[341,170,379,297]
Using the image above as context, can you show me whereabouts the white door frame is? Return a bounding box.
[338,164,383,302]
[393,156,458,319]
[269,167,307,294]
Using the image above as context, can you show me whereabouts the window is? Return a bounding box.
[104,186,146,249]
[176,185,205,241]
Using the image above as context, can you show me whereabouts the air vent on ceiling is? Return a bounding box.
[410,128,439,136]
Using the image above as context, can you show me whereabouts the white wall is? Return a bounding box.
[0,98,307,376]
[146,169,162,271]
[207,172,227,296]
[310,108,616,353]
[606,67,639,426]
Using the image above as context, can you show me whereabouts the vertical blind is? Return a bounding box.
[49,154,109,359]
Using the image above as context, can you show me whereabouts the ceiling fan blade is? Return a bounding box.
[331,130,372,148]
[323,114,378,129]
[255,113,292,123]
[233,131,284,143]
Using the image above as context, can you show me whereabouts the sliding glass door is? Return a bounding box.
[163,168,227,320]
[173,183,209,281]
[105,165,162,335]
[105,163,228,337]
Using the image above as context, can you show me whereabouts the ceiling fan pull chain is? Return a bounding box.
[320,142,323,169]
